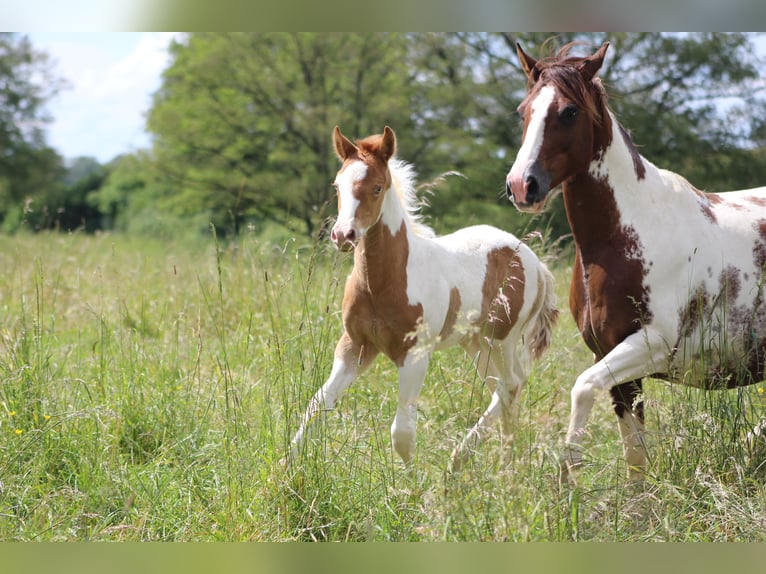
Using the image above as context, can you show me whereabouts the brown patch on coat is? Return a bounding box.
[565,174,652,357]
[480,246,526,341]
[695,190,718,223]
[678,285,710,339]
[439,287,462,341]
[719,265,742,303]
[753,219,766,272]
[341,220,423,367]
[746,196,766,208]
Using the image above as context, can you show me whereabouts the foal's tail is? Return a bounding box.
[526,262,559,361]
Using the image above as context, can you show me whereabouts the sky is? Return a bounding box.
[27,32,181,164]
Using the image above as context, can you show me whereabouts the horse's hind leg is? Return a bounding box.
[391,351,431,465]
[289,332,377,461]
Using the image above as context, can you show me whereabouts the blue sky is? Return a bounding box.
[28,32,179,164]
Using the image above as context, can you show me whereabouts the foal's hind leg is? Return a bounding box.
[289,332,377,460]
[391,351,431,465]
[449,340,525,471]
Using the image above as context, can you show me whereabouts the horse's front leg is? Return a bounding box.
[562,328,667,484]
[610,379,646,481]
[289,332,377,461]
[391,351,431,465]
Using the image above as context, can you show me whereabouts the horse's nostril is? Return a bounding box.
[506,180,515,202]
[346,229,356,243]
[525,174,539,200]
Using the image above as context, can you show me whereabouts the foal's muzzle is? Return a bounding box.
[330,226,358,251]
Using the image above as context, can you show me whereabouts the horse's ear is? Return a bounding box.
[516,43,539,82]
[380,126,396,162]
[333,126,357,161]
[578,42,610,82]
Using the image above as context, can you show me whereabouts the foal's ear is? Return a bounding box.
[380,126,396,162]
[578,42,610,82]
[516,43,540,82]
[333,126,357,161]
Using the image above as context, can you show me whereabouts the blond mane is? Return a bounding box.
[388,158,435,238]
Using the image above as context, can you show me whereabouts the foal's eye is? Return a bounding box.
[374,185,383,196]
[559,105,578,124]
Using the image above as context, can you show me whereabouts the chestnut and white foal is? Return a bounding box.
[506,42,766,481]
[289,126,558,469]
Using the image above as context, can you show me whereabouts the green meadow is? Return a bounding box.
[2,230,766,541]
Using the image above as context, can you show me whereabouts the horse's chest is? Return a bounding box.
[342,279,423,365]
[571,245,652,356]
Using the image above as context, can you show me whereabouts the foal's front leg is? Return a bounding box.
[391,351,431,464]
[289,332,377,460]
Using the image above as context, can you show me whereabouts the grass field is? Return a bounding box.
[2,230,766,541]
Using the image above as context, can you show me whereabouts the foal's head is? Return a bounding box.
[330,126,396,250]
[506,42,611,212]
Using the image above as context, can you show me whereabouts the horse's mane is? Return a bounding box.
[388,158,435,238]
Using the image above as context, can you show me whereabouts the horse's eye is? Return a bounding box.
[559,105,578,123]
[374,186,383,196]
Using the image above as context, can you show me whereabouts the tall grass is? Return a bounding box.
[1,231,766,540]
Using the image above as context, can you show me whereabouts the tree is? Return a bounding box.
[148,33,417,237]
[0,33,66,228]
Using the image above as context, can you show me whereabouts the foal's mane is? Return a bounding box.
[388,159,435,238]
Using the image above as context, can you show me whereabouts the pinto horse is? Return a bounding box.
[289,125,558,469]
[506,42,766,481]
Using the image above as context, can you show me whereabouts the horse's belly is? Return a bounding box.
[667,315,766,389]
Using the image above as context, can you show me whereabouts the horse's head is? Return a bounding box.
[506,42,611,213]
[330,125,396,250]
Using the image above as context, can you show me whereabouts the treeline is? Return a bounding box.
[5,33,766,242]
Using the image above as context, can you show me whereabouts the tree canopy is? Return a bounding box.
[3,33,766,241]
[0,33,66,229]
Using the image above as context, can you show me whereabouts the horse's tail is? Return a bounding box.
[526,261,559,361]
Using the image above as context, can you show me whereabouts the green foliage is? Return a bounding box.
[0,34,66,227]
[147,33,417,237]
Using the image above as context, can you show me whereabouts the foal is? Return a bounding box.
[290,126,558,468]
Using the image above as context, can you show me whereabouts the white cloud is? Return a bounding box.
[30,32,181,163]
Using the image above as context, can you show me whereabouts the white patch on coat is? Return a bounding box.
[508,85,555,182]
[334,160,367,228]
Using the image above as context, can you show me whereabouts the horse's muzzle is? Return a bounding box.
[330,226,358,251]
[506,161,551,213]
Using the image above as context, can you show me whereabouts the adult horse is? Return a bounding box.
[506,42,766,481]
[290,125,558,469]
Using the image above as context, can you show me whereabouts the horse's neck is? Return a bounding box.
[354,190,413,293]
[563,112,659,251]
